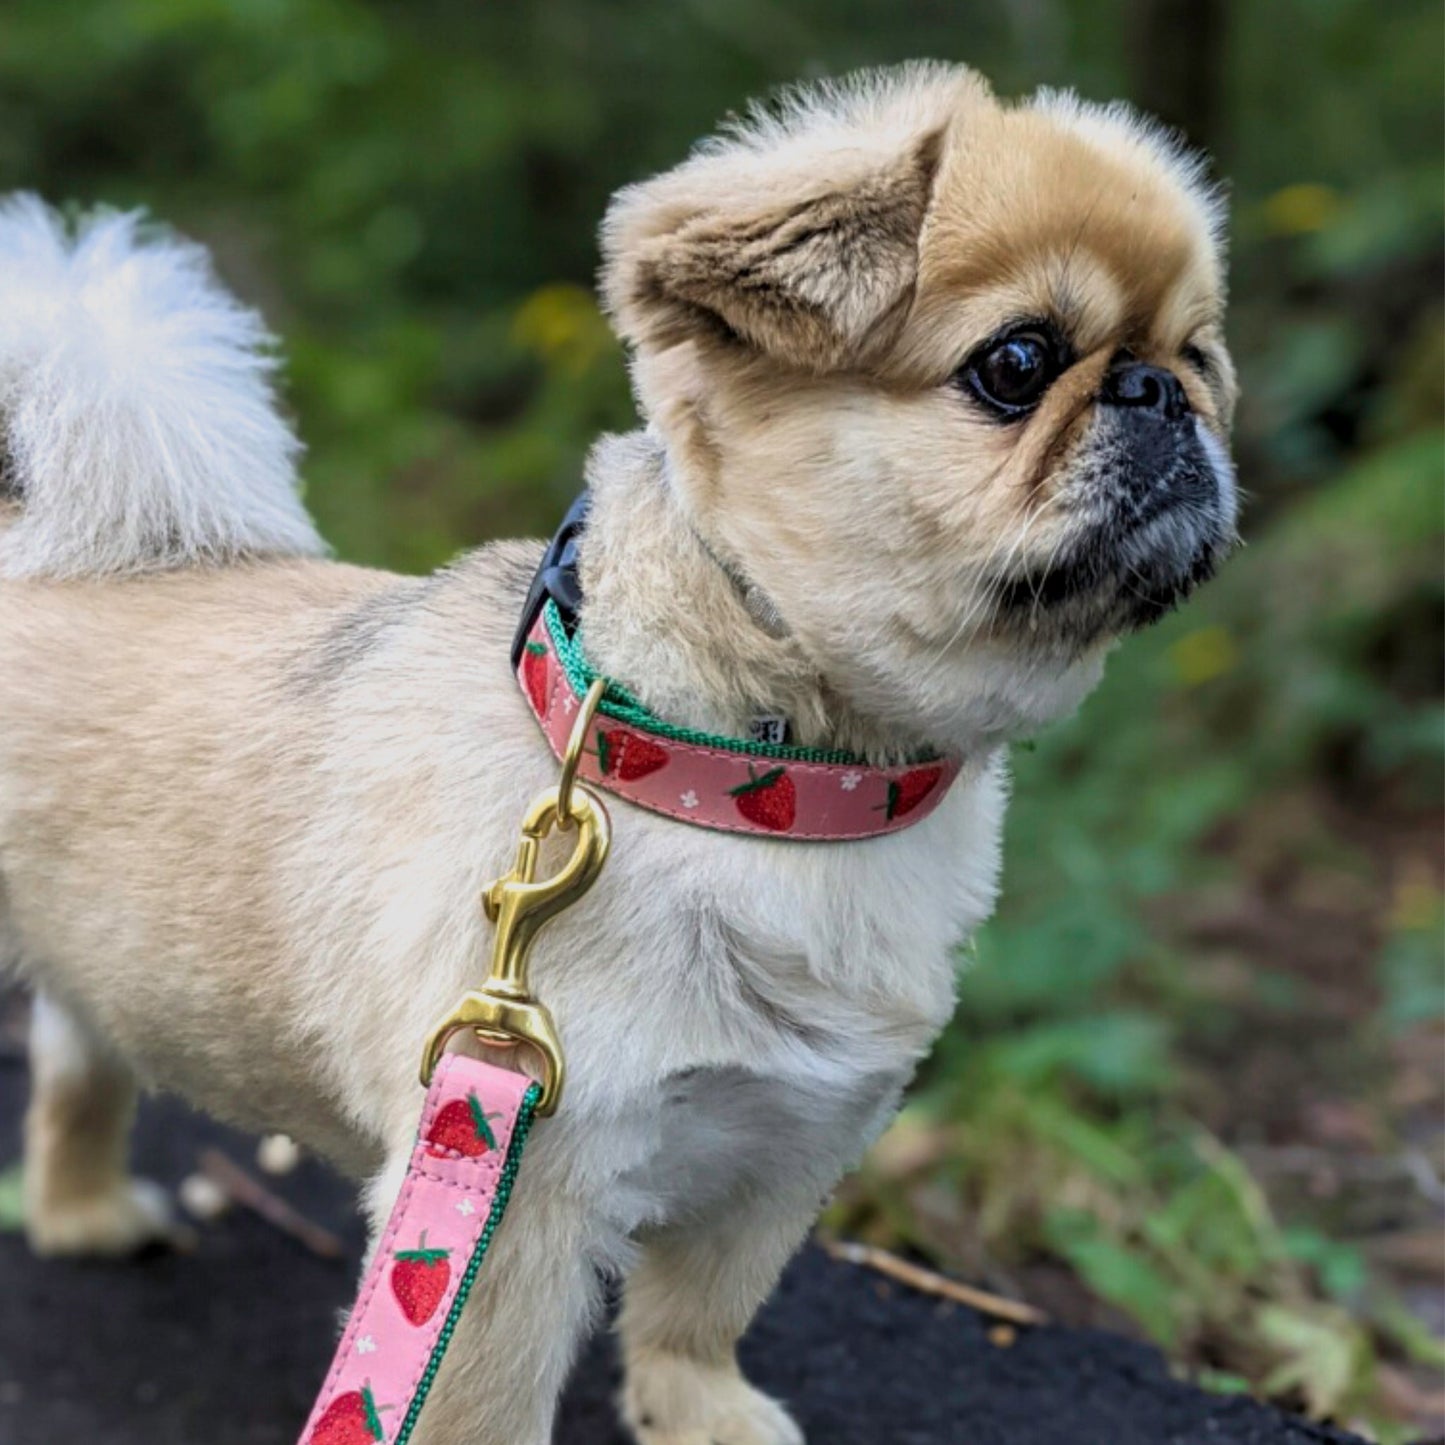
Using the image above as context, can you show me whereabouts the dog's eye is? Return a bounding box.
[960,329,1061,416]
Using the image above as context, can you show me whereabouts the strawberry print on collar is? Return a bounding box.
[516,602,962,841]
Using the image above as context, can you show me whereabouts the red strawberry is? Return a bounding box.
[729,766,796,832]
[595,729,668,781]
[392,1233,452,1326]
[311,1385,386,1445]
[521,640,550,716]
[425,1092,503,1159]
[882,765,944,821]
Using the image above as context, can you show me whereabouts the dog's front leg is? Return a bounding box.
[617,1184,819,1445]
[616,1067,914,1445]
[359,1135,607,1445]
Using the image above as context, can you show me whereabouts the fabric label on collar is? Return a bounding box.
[748,715,789,746]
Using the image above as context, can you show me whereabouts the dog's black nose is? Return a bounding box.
[1101,362,1189,421]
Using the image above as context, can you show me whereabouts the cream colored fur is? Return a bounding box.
[0,63,1236,1445]
[0,195,322,579]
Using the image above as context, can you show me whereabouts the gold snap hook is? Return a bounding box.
[419,772,611,1115]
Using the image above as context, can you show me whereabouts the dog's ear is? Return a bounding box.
[601,89,957,372]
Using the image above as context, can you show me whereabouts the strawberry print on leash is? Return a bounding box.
[297,1057,536,1445]
[425,1092,502,1158]
[391,1236,452,1326]
[309,1385,389,1445]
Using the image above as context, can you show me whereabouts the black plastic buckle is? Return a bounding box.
[510,490,591,671]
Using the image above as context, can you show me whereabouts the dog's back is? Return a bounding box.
[0,191,330,974]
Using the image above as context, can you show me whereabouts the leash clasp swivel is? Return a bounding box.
[420,681,611,1116]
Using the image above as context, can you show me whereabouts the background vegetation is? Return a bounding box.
[0,1,1439,1438]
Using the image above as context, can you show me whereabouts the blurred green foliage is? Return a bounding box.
[0,0,1439,1436]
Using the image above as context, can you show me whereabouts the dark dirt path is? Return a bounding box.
[0,1056,1370,1445]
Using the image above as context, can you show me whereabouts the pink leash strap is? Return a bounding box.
[298,1056,539,1445]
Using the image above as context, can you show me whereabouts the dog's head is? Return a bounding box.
[600,63,1238,750]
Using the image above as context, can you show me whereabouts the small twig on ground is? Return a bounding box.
[199,1148,346,1260]
[821,1239,1047,1327]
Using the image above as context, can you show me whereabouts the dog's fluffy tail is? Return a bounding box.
[0,195,324,579]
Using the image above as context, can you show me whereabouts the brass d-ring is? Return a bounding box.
[557,677,607,826]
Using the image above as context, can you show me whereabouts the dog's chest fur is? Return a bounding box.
[271,552,1014,1222]
[517,753,1010,1236]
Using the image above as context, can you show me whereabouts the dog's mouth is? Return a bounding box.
[991,508,1229,627]
[984,419,1238,645]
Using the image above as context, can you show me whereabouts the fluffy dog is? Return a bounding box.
[0,62,1236,1445]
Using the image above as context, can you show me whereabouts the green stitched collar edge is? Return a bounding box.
[541,600,874,765]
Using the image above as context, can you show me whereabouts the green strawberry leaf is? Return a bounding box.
[362,1385,385,1442]
[467,1093,500,1151]
[729,766,786,797]
[524,641,546,657]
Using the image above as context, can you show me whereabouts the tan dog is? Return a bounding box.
[0,63,1236,1445]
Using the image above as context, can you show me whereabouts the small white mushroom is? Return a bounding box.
[178,1172,231,1223]
[257,1133,303,1176]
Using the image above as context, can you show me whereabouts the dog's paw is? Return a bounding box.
[26,1177,183,1258]
[622,1354,804,1445]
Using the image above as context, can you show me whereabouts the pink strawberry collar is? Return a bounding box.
[517,602,961,841]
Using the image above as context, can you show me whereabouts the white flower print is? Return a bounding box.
[840,771,863,792]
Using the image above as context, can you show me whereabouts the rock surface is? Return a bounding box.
[0,1066,1369,1445]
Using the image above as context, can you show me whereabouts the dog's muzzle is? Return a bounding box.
[992,361,1238,641]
